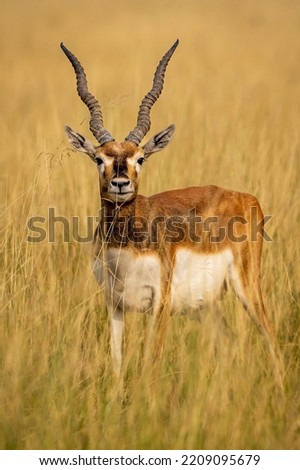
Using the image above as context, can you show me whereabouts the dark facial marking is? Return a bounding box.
[113,158,128,176]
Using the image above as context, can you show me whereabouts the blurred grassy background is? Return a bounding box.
[0,0,300,449]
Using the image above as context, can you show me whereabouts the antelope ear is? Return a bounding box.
[65,126,96,159]
[142,124,175,158]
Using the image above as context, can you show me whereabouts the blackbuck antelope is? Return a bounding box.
[61,40,282,384]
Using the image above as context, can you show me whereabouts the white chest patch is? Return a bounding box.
[94,248,161,313]
[170,248,233,314]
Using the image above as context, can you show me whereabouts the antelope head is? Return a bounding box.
[61,40,178,204]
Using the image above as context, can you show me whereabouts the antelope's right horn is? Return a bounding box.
[60,43,114,146]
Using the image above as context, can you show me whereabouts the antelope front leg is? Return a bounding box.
[108,303,124,377]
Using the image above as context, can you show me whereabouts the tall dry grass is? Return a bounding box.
[0,0,300,449]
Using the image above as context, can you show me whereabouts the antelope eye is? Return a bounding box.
[95,157,104,166]
[137,157,145,165]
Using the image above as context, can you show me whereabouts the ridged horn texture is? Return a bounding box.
[60,43,114,146]
[125,39,179,145]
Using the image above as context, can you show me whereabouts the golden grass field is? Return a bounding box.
[1,0,300,449]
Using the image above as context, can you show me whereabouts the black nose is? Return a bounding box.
[111,179,130,189]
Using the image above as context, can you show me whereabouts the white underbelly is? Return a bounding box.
[170,248,233,314]
[93,247,233,314]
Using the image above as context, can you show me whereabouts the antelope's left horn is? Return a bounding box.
[125,39,179,145]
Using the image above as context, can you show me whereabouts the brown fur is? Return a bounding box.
[89,141,282,386]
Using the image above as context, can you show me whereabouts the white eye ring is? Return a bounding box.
[137,157,145,165]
